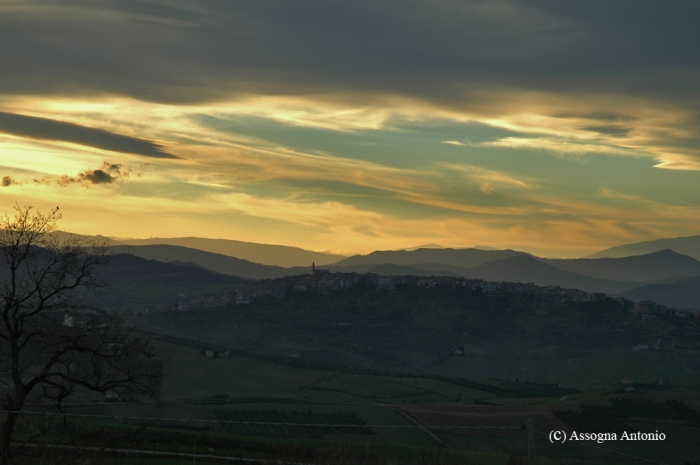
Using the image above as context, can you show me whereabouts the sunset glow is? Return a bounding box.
[2,1,699,257]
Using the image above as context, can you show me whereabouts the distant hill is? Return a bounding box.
[467,255,640,294]
[304,264,378,274]
[167,260,212,271]
[100,253,238,286]
[367,264,462,277]
[113,236,346,267]
[50,230,118,245]
[87,253,242,309]
[589,235,700,260]
[332,248,529,268]
[111,244,300,279]
[141,284,700,387]
[290,262,472,276]
[51,231,345,267]
[615,276,700,310]
[542,250,700,282]
[400,243,444,251]
[398,262,471,276]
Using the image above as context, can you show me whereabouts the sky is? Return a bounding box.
[1,0,700,258]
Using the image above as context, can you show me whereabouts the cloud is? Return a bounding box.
[1,176,15,187]
[1,1,697,110]
[0,1,578,102]
[2,0,700,258]
[581,125,631,138]
[0,112,177,159]
[352,224,381,238]
[479,137,642,157]
[439,163,536,193]
[181,137,547,214]
[34,162,138,188]
[0,0,698,167]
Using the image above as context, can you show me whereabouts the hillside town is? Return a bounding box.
[138,263,698,320]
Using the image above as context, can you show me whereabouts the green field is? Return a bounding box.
[158,342,331,400]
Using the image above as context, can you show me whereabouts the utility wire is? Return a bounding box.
[1,409,521,430]
[3,409,668,464]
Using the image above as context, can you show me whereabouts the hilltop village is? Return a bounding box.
[141,263,698,320]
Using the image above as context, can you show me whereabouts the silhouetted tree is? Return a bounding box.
[0,206,159,463]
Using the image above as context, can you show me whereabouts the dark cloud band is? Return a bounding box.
[1,1,698,106]
[0,112,178,159]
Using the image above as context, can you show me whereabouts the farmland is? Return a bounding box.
[10,286,700,464]
[18,338,693,465]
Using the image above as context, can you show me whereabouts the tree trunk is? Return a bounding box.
[0,410,19,465]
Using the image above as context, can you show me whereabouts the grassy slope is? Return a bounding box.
[156,342,495,404]
[158,342,328,400]
[114,342,494,450]
[139,286,700,388]
[85,253,240,310]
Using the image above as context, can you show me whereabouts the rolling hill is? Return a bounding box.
[51,231,345,267]
[111,244,298,279]
[589,235,700,260]
[100,253,238,286]
[288,262,472,276]
[113,236,346,267]
[466,255,640,294]
[331,248,529,268]
[107,244,683,297]
[615,276,700,310]
[393,262,472,276]
[367,264,462,277]
[54,232,700,301]
[542,249,700,282]
[330,249,700,294]
[140,284,700,388]
[86,253,243,309]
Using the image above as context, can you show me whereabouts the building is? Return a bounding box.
[311,261,330,277]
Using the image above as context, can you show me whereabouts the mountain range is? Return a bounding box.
[51,231,345,267]
[113,236,346,267]
[333,248,529,268]
[112,245,700,308]
[466,255,637,294]
[111,244,291,280]
[589,235,700,260]
[86,253,242,309]
[615,276,700,310]
[56,231,700,310]
[541,249,700,282]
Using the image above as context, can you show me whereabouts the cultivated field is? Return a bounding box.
[396,403,576,437]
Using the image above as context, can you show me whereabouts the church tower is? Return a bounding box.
[312,261,315,277]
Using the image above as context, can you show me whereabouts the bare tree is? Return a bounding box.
[0,206,159,463]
